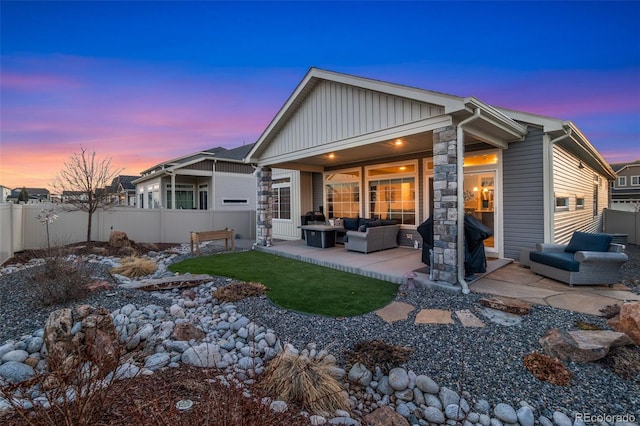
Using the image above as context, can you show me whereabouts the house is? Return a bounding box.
[609,161,640,211]
[109,175,139,206]
[0,185,11,203]
[133,145,256,210]
[7,187,51,203]
[61,190,88,203]
[246,68,616,288]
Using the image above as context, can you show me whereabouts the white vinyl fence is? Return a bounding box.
[0,203,256,265]
[603,208,640,245]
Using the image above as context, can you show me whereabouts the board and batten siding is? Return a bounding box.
[502,127,545,261]
[552,145,609,244]
[260,80,444,160]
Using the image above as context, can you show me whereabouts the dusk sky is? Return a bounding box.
[1,1,639,190]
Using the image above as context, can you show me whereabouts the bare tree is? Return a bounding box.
[54,147,123,242]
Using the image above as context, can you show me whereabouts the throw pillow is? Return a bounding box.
[565,231,612,253]
[365,219,383,229]
[343,217,359,231]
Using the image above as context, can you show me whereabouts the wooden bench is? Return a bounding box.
[190,229,235,255]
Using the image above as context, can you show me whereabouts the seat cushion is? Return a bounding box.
[530,251,580,272]
[565,231,612,253]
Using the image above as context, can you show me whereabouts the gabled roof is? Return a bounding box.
[10,188,50,198]
[246,67,528,163]
[610,160,640,173]
[110,175,139,191]
[139,144,255,176]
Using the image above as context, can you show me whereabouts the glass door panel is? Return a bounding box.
[463,171,495,251]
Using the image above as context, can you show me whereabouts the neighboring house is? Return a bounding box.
[609,161,640,211]
[61,190,88,203]
[0,185,11,203]
[7,187,51,203]
[246,68,616,286]
[109,175,139,206]
[133,145,256,210]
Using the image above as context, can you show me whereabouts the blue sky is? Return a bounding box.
[1,1,639,188]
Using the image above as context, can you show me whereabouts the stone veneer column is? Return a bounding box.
[256,167,273,247]
[432,126,459,284]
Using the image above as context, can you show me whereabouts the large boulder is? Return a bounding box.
[364,405,410,426]
[607,301,640,345]
[109,230,131,248]
[540,328,634,362]
[44,305,120,376]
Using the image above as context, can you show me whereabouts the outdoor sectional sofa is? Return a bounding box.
[529,231,628,286]
[342,218,401,254]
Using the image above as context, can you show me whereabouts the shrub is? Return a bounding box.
[260,349,350,416]
[110,256,157,278]
[31,254,91,306]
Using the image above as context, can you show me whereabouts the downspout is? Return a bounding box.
[456,108,481,294]
[212,160,217,212]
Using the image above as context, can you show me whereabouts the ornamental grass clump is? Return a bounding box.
[32,253,91,306]
[212,281,268,302]
[260,349,350,416]
[110,256,157,278]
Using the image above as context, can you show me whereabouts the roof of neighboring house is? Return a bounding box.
[610,160,640,173]
[110,175,139,191]
[137,143,255,177]
[9,188,50,198]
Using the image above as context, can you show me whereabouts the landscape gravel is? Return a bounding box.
[0,241,639,423]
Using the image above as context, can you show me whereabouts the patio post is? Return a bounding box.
[256,166,273,246]
[431,126,459,284]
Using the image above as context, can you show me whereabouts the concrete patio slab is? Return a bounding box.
[471,277,563,299]
[581,290,640,301]
[376,301,414,324]
[544,292,623,316]
[415,309,454,324]
[481,263,545,285]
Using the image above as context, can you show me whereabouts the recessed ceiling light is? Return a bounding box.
[394,140,403,146]
[328,153,336,159]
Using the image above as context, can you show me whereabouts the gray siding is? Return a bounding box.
[260,80,444,160]
[502,127,545,260]
[552,145,609,243]
[312,172,324,212]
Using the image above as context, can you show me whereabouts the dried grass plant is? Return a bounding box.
[110,256,157,278]
[260,349,350,416]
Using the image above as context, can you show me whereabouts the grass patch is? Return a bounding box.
[168,251,397,317]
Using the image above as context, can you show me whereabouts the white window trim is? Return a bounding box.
[555,193,570,211]
[272,178,292,221]
[618,176,627,186]
[166,183,195,209]
[365,159,418,227]
[575,194,585,210]
[324,167,362,219]
[631,175,640,186]
[422,158,434,222]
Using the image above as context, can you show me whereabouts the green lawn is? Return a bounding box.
[168,250,398,317]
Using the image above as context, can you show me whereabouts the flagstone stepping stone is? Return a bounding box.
[455,310,485,327]
[480,296,532,315]
[478,307,523,326]
[415,309,453,324]
[376,302,414,324]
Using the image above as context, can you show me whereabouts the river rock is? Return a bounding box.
[493,402,518,423]
[0,361,35,382]
[388,367,409,390]
[348,362,373,387]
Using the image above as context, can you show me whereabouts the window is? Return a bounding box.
[166,184,194,209]
[199,184,208,210]
[576,195,585,209]
[618,176,627,186]
[147,184,160,209]
[632,176,640,186]
[555,193,569,211]
[222,199,249,205]
[325,169,360,218]
[593,183,599,216]
[272,178,291,220]
[366,161,417,225]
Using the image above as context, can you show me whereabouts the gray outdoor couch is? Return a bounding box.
[529,231,628,286]
[344,224,401,254]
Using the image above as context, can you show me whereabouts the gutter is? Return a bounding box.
[456,108,481,294]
